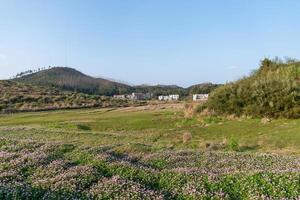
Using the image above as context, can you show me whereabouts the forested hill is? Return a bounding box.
[205,59,300,118]
[13,67,132,95]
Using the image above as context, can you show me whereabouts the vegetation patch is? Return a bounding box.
[77,124,92,131]
[0,80,139,113]
[204,58,300,118]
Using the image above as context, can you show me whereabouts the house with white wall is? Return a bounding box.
[113,95,126,100]
[192,94,209,101]
[114,93,151,100]
[158,94,180,101]
[169,94,179,101]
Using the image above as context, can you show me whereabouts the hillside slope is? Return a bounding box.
[14,67,132,95]
[0,80,131,113]
[205,59,300,118]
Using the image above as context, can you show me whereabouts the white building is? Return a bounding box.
[114,93,152,100]
[158,94,180,101]
[158,95,168,101]
[193,94,209,101]
[127,93,152,100]
[158,96,165,101]
[113,95,126,100]
[169,94,179,101]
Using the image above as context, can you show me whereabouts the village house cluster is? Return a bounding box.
[157,94,209,101]
[113,93,151,100]
[114,93,209,101]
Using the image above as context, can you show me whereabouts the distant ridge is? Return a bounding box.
[187,82,221,94]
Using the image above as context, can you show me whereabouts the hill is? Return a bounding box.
[13,67,220,97]
[204,58,300,118]
[13,67,132,95]
[0,80,133,113]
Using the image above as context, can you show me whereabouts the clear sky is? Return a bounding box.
[0,0,299,87]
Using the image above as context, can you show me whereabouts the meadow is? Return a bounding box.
[0,103,300,199]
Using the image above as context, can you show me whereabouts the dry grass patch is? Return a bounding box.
[182,132,192,144]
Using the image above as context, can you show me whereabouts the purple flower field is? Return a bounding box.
[0,138,299,199]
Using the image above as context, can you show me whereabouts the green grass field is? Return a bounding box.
[0,104,300,199]
[1,105,299,154]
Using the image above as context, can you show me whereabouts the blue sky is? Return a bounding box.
[0,0,299,87]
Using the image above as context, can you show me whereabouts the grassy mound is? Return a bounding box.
[205,58,300,118]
